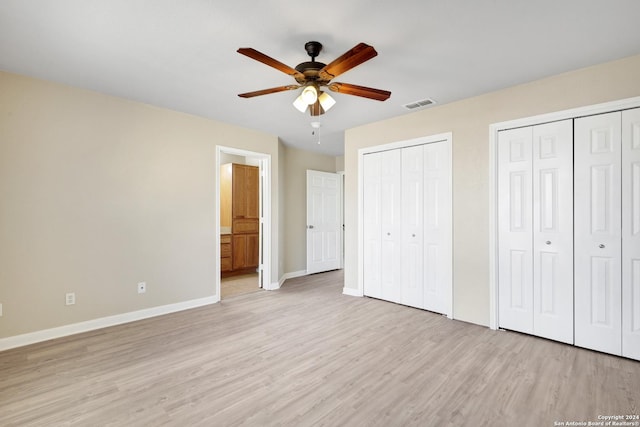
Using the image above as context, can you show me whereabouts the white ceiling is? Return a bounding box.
[1,1,640,156]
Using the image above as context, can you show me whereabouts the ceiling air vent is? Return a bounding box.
[403,98,436,110]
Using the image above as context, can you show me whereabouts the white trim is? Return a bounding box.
[338,171,345,270]
[342,287,363,297]
[278,270,307,287]
[357,132,454,317]
[215,146,273,295]
[488,95,640,330]
[270,281,281,290]
[0,296,217,352]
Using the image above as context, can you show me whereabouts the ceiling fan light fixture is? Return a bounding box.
[301,84,318,105]
[293,95,308,113]
[318,92,336,112]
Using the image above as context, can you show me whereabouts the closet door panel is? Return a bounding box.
[532,120,574,344]
[622,108,640,360]
[401,145,424,309]
[498,127,534,334]
[575,112,622,355]
[380,149,403,303]
[423,141,451,314]
[363,153,382,299]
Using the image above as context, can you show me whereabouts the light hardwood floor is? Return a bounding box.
[1,270,639,426]
[221,273,261,299]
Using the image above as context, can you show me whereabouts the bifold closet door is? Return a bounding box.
[363,149,402,303]
[363,141,451,315]
[622,108,640,360]
[498,120,573,343]
[400,145,425,308]
[575,111,622,355]
[422,141,452,314]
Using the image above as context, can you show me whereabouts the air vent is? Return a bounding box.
[403,98,436,110]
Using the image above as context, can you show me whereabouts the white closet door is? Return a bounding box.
[401,145,425,309]
[622,107,640,360]
[532,120,574,344]
[380,149,402,303]
[575,112,622,355]
[423,141,452,315]
[498,127,534,334]
[363,153,382,299]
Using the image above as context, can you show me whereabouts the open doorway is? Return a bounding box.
[216,146,271,301]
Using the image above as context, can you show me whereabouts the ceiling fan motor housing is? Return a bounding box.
[304,41,322,59]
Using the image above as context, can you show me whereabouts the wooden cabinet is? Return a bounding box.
[232,164,259,219]
[220,234,232,272]
[232,233,259,270]
[220,163,260,275]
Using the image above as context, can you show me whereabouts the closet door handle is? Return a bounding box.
[412,234,416,237]
[599,244,605,249]
[545,241,551,245]
[387,232,391,236]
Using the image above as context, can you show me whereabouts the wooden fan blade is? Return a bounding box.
[328,83,391,101]
[237,48,305,80]
[318,43,378,80]
[238,85,300,98]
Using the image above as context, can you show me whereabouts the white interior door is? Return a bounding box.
[575,112,622,355]
[306,170,342,274]
[401,145,425,308]
[622,107,640,360]
[423,141,452,315]
[532,120,574,343]
[498,127,534,334]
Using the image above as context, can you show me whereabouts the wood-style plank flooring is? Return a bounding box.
[1,270,639,426]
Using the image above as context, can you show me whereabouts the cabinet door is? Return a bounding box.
[575,112,622,355]
[232,164,259,219]
[498,127,534,334]
[245,166,260,219]
[232,165,247,218]
[622,107,640,360]
[233,234,247,270]
[246,233,259,268]
[532,120,574,344]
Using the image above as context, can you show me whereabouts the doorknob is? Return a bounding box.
[307,225,314,229]
[545,241,551,245]
[599,244,605,249]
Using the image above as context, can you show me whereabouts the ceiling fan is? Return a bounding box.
[237,41,391,116]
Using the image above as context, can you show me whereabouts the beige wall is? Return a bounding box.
[282,145,338,274]
[0,71,280,338]
[344,54,640,327]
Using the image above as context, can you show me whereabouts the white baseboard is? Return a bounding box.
[0,296,218,352]
[343,287,363,297]
[278,270,307,287]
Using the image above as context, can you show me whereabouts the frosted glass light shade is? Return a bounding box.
[318,92,336,111]
[293,95,308,113]
[301,85,318,104]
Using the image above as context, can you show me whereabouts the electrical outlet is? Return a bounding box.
[65,292,76,306]
[137,282,146,294]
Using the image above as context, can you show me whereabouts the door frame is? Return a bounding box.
[215,145,273,302]
[355,132,453,318]
[488,95,640,330]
